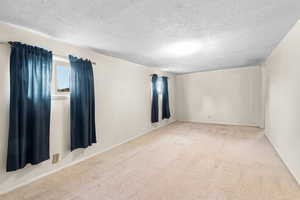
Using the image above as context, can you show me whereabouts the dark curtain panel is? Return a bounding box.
[69,55,96,151]
[7,42,52,172]
[151,74,159,123]
[162,76,171,119]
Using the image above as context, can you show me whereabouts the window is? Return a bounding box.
[56,65,70,92]
[52,60,70,97]
[156,77,163,94]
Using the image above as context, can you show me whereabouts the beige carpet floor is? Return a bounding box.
[1,122,300,200]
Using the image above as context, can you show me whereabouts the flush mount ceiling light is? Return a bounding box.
[162,40,203,57]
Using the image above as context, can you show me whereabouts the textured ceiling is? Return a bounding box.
[0,0,300,73]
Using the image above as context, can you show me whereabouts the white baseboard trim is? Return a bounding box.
[0,120,176,195]
[177,119,260,128]
[265,133,300,185]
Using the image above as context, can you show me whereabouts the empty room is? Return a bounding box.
[0,0,300,199]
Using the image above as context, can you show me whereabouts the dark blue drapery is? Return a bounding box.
[69,55,96,151]
[151,74,159,123]
[7,42,52,171]
[162,76,171,119]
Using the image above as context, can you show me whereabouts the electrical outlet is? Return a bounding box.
[52,153,60,164]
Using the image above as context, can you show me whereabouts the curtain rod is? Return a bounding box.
[149,74,168,77]
[0,41,96,65]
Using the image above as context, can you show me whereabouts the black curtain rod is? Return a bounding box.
[0,41,96,65]
[149,74,168,77]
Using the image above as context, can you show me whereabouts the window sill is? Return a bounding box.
[51,95,69,100]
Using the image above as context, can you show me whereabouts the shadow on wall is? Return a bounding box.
[0,45,10,187]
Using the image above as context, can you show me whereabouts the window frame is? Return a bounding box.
[52,59,70,99]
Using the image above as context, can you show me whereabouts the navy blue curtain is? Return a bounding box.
[162,76,171,119]
[7,42,52,172]
[69,55,96,151]
[151,74,159,123]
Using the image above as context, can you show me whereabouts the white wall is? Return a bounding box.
[263,20,300,183]
[0,23,176,194]
[175,66,263,127]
